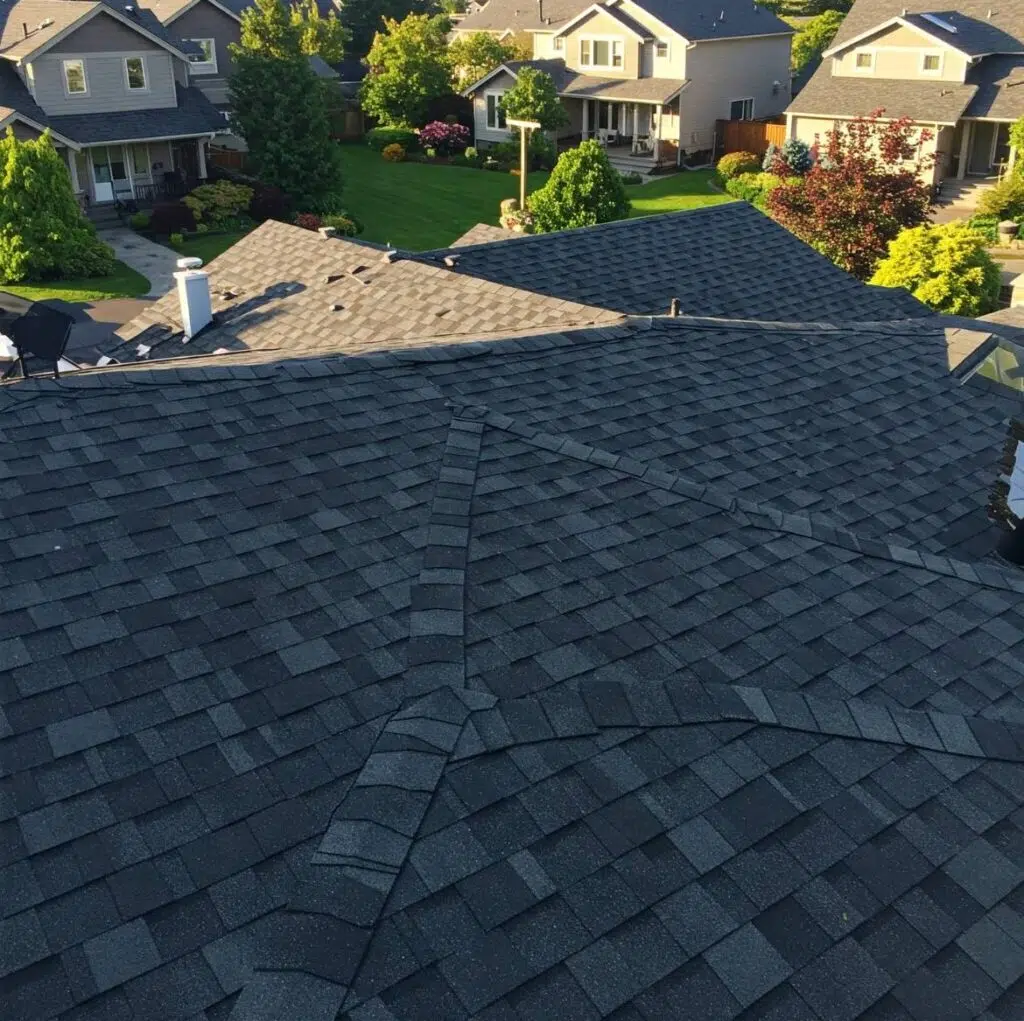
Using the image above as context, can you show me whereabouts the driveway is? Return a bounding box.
[98,228,181,298]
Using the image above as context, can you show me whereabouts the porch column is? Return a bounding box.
[66,150,80,193]
[654,104,662,162]
[123,144,135,198]
[957,121,971,180]
[197,138,208,180]
[632,102,639,153]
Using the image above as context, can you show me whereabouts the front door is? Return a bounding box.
[91,146,129,202]
[968,121,996,175]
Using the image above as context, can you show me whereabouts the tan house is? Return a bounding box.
[0,0,227,208]
[457,0,793,171]
[787,1,1024,184]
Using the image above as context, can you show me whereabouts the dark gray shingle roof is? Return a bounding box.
[498,58,686,103]
[421,202,931,321]
[1,308,1023,1021]
[964,54,1024,119]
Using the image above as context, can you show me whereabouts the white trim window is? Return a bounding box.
[187,38,218,74]
[62,58,87,96]
[124,56,147,91]
[554,35,564,51]
[580,37,623,69]
[485,91,507,130]
[853,49,875,72]
[920,51,943,74]
[729,97,753,121]
[655,41,668,58]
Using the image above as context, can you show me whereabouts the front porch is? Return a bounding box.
[951,118,1017,180]
[66,137,210,214]
[573,98,679,170]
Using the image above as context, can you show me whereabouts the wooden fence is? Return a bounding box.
[208,147,249,173]
[715,119,787,158]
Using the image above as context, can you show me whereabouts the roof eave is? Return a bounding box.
[0,111,80,149]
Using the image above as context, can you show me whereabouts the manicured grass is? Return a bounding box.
[171,230,252,264]
[2,261,150,302]
[627,170,732,218]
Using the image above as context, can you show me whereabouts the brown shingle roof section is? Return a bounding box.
[0,0,96,59]
[451,224,519,248]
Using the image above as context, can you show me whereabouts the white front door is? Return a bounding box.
[91,145,129,203]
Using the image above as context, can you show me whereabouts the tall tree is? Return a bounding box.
[292,0,350,62]
[0,128,113,283]
[528,139,630,232]
[790,10,844,73]
[229,0,344,211]
[338,0,431,57]
[448,31,529,90]
[501,67,568,131]
[360,14,452,126]
[767,111,934,279]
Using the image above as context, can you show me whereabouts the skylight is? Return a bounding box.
[920,12,958,33]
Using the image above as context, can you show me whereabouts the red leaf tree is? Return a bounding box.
[767,111,935,280]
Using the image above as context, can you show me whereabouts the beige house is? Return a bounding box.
[787,1,1024,184]
[457,0,793,171]
[0,0,227,209]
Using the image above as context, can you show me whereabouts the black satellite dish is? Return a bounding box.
[0,291,75,379]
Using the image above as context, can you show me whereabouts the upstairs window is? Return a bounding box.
[486,91,506,130]
[853,50,874,71]
[729,97,753,120]
[554,35,564,50]
[921,51,942,73]
[124,56,147,90]
[655,41,668,58]
[62,59,87,95]
[580,38,623,69]
[187,38,218,74]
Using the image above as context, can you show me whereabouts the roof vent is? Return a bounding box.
[124,3,138,16]
[669,297,681,317]
[443,255,460,268]
[382,249,399,263]
[318,226,339,239]
[174,257,212,339]
[920,12,958,32]
[720,9,725,18]
[40,17,53,28]
[987,7,993,16]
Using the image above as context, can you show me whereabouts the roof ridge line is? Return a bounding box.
[453,402,1024,594]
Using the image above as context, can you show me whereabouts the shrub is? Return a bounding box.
[464,146,478,160]
[716,151,760,179]
[382,143,406,162]
[528,139,630,232]
[321,212,361,236]
[977,174,1024,219]
[967,213,1000,243]
[781,139,814,175]
[762,143,780,173]
[366,125,418,151]
[870,222,1001,315]
[183,180,254,227]
[724,172,791,210]
[248,182,291,223]
[294,212,323,230]
[130,211,150,230]
[528,131,556,171]
[424,146,437,158]
[196,223,210,234]
[149,200,195,235]
[620,171,643,185]
[169,232,184,246]
[418,120,470,155]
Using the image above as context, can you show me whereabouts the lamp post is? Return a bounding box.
[507,117,542,213]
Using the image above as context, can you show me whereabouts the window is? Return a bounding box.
[554,35,564,51]
[729,98,753,120]
[124,56,147,90]
[921,51,942,73]
[62,59,87,95]
[655,41,668,58]
[580,37,622,69]
[486,91,506,130]
[130,143,150,177]
[187,38,218,74]
[853,50,874,71]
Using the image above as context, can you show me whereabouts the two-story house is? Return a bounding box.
[786,1,1024,184]
[0,0,227,207]
[456,0,794,169]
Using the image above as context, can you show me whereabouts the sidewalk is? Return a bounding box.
[98,228,181,298]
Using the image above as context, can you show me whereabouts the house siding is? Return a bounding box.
[561,9,640,78]
[32,49,178,114]
[168,0,240,106]
[49,12,165,54]
[616,0,687,78]
[470,68,517,145]
[680,35,791,150]
[831,24,967,82]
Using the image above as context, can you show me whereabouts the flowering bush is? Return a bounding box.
[294,212,323,231]
[418,120,470,155]
[382,143,406,162]
[716,151,760,179]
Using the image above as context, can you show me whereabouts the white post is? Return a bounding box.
[197,137,208,180]
[67,150,80,193]
[632,102,639,153]
[957,121,971,179]
[123,144,135,199]
[519,126,527,210]
[581,99,589,140]
[654,104,662,163]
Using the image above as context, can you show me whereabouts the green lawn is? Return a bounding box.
[627,171,731,218]
[172,230,252,264]
[3,260,150,302]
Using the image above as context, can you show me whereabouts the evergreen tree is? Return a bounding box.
[528,139,630,232]
[0,128,113,283]
[229,0,344,211]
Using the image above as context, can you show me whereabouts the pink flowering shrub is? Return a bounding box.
[418,121,470,156]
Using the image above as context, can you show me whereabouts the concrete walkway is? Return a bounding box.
[98,228,181,298]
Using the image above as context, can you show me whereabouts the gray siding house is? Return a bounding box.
[0,0,226,206]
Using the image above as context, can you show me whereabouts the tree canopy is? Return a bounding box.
[501,67,569,131]
[790,10,844,73]
[448,31,529,90]
[339,0,433,57]
[870,222,1002,315]
[360,13,452,126]
[767,111,934,279]
[528,139,630,232]
[230,0,344,211]
[291,0,349,62]
[0,128,113,283]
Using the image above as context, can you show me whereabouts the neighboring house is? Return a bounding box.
[787,1,1024,184]
[457,0,793,169]
[0,0,226,207]
[6,202,1024,1021]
